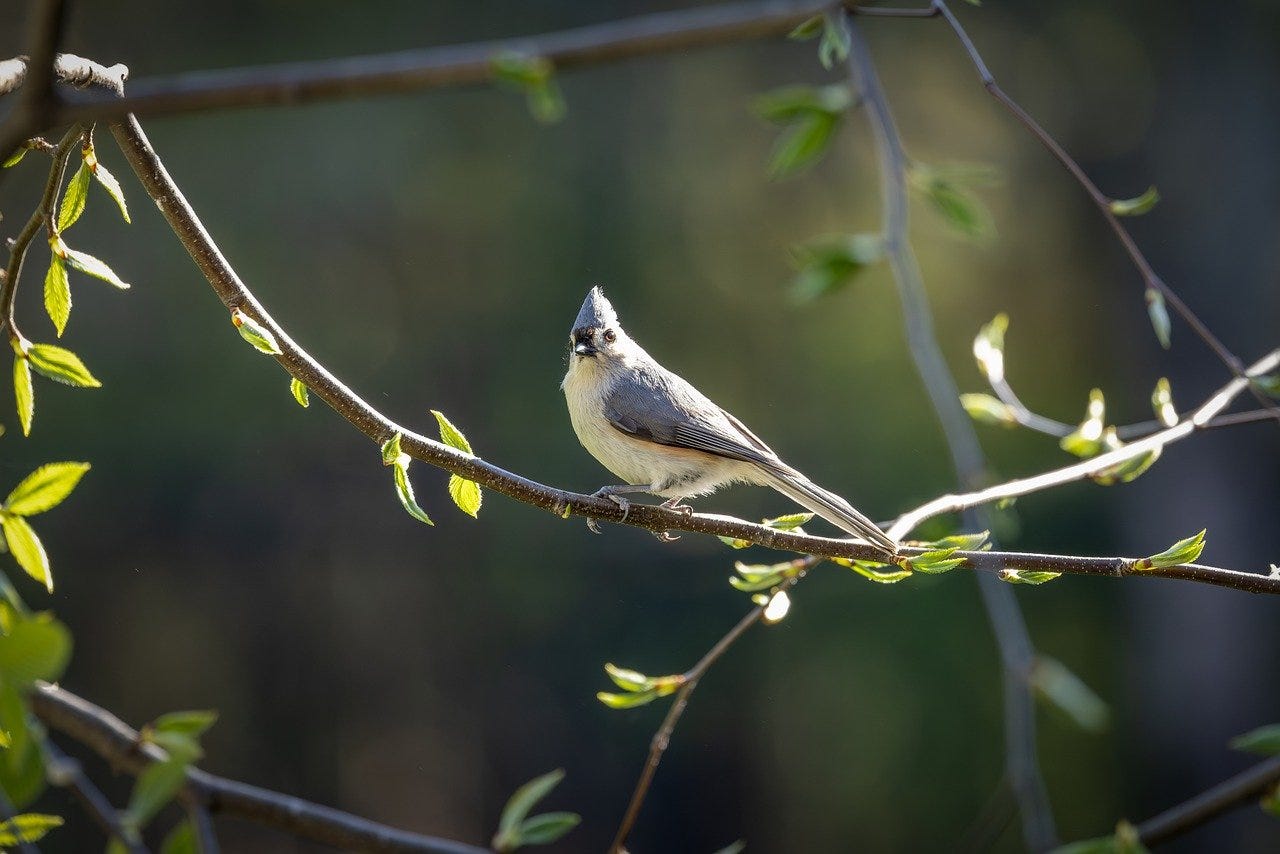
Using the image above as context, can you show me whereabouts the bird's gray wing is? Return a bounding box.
[603,367,786,469]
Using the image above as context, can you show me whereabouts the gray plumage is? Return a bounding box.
[562,286,897,553]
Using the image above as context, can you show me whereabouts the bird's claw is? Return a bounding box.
[586,518,603,535]
[659,498,694,517]
[653,530,680,542]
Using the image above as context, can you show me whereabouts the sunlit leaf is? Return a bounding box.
[289,377,309,407]
[153,709,218,738]
[43,253,70,336]
[1109,186,1159,217]
[0,612,71,683]
[842,559,912,584]
[604,663,650,693]
[1136,529,1206,570]
[0,813,63,846]
[393,463,433,525]
[596,689,658,709]
[960,393,1017,427]
[4,462,90,516]
[13,356,33,437]
[817,13,850,69]
[920,530,991,552]
[1151,377,1177,427]
[516,812,581,846]
[1090,446,1161,486]
[230,308,280,355]
[1145,288,1171,349]
[2,146,27,168]
[902,548,964,575]
[57,161,91,232]
[1031,655,1109,732]
[973,313,1008,384]
[27,343,101,387]
[762,589,791,623]
[1060,389,1108,457]
[999,569,1062,585]
[381,433,405,466]
[91,161,130,223]
[64,247,130,289]
[1,516,51,592]
[763,512,812,531]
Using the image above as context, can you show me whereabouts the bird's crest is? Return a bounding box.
[573,286,619,333]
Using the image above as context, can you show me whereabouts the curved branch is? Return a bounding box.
[42,739,147,854]
[29,684,488,854]
[1136,755,1280,846]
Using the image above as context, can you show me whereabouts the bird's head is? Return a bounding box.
[569,286,630,361]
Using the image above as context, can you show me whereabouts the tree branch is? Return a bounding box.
[1136,755,1280,846]
[887,347,1280,541]
[42,738,148,854]
[845,16,1057,850]
[29,684,489,854]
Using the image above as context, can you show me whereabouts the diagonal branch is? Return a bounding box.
[42,739,148,854]
[29,684,489,854]
[1136,754,1280,846]
[845,16,1056,850]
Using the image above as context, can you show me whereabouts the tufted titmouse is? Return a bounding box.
[561,287,897,553]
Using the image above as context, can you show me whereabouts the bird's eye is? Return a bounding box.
[603,329,616,343]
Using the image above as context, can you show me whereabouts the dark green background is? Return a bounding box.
[2,1,1278,851]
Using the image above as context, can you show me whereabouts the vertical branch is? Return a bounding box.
[844,16,1058,851]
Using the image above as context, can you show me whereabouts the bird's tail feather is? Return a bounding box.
[758,469,898,554]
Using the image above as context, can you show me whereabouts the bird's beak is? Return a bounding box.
[573,341,596,357]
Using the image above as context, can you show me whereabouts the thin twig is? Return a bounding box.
[1,122,80,341]
[42,739,148,853]
[931,0,1280,423]
[95,85,1280,594]
[845,16,1057,850]
[1135,755,1280,846]
[887,348,1280,541]
[29,684,488,854]
[608,566,808,853]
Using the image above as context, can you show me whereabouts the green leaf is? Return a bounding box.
[596,689,658,709]
[4,462,90,516]
[1136,529,1206,570]
[1109,186,1159,217]
[431,410,473,453]
[57,161,91,232]
[1253,375,1280,397]
[788,15,823,41]
[0,685,44,808]
[160,819,197,854]
[0,612,71,683]
[1263,788,1280,819]
[1060,389,1108,457]
[763,512,813,531]
[1151,377,1177,427]
[490,53,564,124]
[1229,724,1280,756]
[1,516,52,592]
[152,709,218,739]
[393,463,434,526]
[123,760,187,835]
[147,731,203,764]
[920,530,991,552]
[91,161,131,224]
[43,253,70,337]
[999,569,1062,585]
[1145,288,1171,349]
[717,534,752,549]
[2,146,27,168]
[494,769,567,852]
[909,164,995,240]
[753,84,852,124]
[1031,655,1109,732]
[27,343,101,387]
[1090,446,1161,486]
[817,13,850,70]
[841,558,912,584]
[959,393,1017,428]
[0,813,63,845]
[13,356,33,437]
[1053,821,1149,854]
[768,112,839,179]
[231,309,280,355]
[381,433,405,466]
[63,247,130,289]
[447,476,482,517]
[789,233,884,302]
[973,313,1008,384]
[903,548,965,575]
[604,663,650,692]
[517,812,581,846]
[732,561,793,591]
[289,377,309,407]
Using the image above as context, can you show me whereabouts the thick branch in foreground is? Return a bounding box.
[97,113,1280,596]
[30,684,488,854]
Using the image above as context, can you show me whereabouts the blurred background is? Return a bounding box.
[2,1,1279,851]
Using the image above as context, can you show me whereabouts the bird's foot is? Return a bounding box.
[653,530,680,542]
[586,518,603,535]
[659,497,694,517]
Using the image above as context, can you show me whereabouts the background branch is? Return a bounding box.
[30,684,488,854]
[42,739,147,854]
[1136,755,1280,846]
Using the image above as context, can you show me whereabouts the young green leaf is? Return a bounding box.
[0,814,64,846]
[152,709,218,738]
[494,768,568,852]
[788,15,823,41]
[289,377,309,407]
[393,463,434,526]
[789,233,884,302]
[1136,529,1206,570]
[0,612,71,684]
[230,309,281,355]
[1,516,51,592]
[1146,288,1171,350]
[920,530,991,552]
[768,112,839,179]
[1109,186,1159,217]
[999,569,1062,585]
[13,355,33,436]
[1030,656,1109,732]
[959,393,1017,428]
[902,548,965,575]
[1090,447,1161,486]
[717,534,752,549]
[160,820,197,854]
[762,589,792,624]
[604,663,651,693]
[2,146,27,168]
[515,812,581,846]
[841,558,912,584]
[57,161,91,232]
[1229,724,1280,756]
[44,253,70,336]
[1060,389,1108,457]
[909,163,995,241]
[431,410,474,453]
[123,760,188,835]
[91,161,131,223]
[4,462,90,516]
[753,84,852,124]
[448,475,482,518]
[1151,377,1177,427]
[64,247,130,289]
[973,313,1008,384]
[763,512,813,531]
[27,343,101,387]
[381,432,405,466]
[596,689,659,709]
[490,53,565,124]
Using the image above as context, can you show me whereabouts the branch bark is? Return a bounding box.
[30,684,489,854]
[1136,755,1280,846]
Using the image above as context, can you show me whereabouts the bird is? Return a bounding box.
[560,286,897,554]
